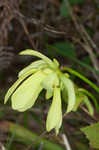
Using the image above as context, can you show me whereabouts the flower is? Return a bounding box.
[4,49,94,134]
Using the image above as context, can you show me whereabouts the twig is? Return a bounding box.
[80,24,98,52]
[62,134,72,150]
[0,142,6,150]
[14,11,36,49]
[65,0,99,84]
[38,142,44,150]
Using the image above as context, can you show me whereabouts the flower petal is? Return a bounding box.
[61,74,76,113]
[11,70,47,111]
[19,50,56,69]
[18,60,47,77]
[45,89,53,99]
[46,87,62,134]
[4,69,35,104]
[42,72,59,91]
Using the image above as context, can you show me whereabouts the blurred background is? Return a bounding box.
[0,0,99,149]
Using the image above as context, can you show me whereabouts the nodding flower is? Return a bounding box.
[4,49,94,134]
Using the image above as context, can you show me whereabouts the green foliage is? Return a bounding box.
[60,0,84,17]
[46,42,99,74]
[81,122,99,149]
[6,121,64,150]
[4,49,99,134]
[48,42,76,59]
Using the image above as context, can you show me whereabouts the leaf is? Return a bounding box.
[4,69,35,104]
[60,0,69,17]
[60,74,76,113]
[83,95,94,116]
[73,93,85,111]
[0,121,64,150]
[60,0,84,17]
[46,44,99,74]
[46,88,62,134]
[20,50,56,69]
[53,42,76,58]
[81,122,99,149]
[18,60,47,77]
[78,88,99,112]
[11,70,46,111]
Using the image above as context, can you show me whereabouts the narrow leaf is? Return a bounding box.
[78,88,99,112]
[73,93,85,111]
[83,95,94,116]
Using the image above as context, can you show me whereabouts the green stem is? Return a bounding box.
[62,67,99,93]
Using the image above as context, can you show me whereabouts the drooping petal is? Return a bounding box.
[18,60,47,77]
[46,87,62,134]
[55,114,62,135]
[19,50,56,69]
[4,69,35,104]
[11,70,47,111]
[60,74,76,113]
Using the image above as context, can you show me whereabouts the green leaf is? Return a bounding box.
[46,88,62,134]
[61,74,76,113]
[4,69,35,104]
[20,50,56,70]
[53,42,76,58]
[18,60,47,77]
[47,44,99,74]
[11,70,47,111]
[60,0,84,17]
[78,88,99,112]
[73,93,85,111]
[60,0,69,17]
[3,121,64,150]
[83,95,94,116]
[81,122,99,149]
